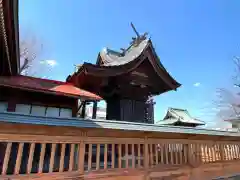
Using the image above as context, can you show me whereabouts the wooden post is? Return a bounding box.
[138,144,141,167]
[49,144,56,173]
[132,144,135,168]
[104,144,108,169]
[78,141,85,174]
[111,144,115,169]
[125,144,128,168]
[72,100,78,117]
[96,144,100,170]
[160,144,164,164]
[27,143,35,174]
[183,144,189,164]
[155,144,158,165]
[188,143,193,165]
[80,101,86,118]
[87,144,92,171]
[2,142,12,175]
[220,144,225,161]
[69,144,75,171]
[118,144,122,168]
[59,144,66,172]
[144,137,149,169]
[15,143,24,175]
[38,143,46,173]
[165,144,169,164]
[92,101,97,119]
[7,99,16,112]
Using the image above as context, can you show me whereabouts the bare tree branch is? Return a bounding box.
[19,36,44,76]
[215,57,240,120]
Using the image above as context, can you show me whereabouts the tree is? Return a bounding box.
[215,56,240,120]
[19,35,44,75]
[19,36,57,77]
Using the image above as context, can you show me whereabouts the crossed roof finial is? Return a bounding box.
[130,22,148,46]
[119,23,149,54]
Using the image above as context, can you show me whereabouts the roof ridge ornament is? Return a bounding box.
[119,23,149,55]
[74,64,82,72]
[130,22,148,46]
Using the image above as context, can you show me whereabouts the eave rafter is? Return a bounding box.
[0,0,11,74]
[0,0,20,76]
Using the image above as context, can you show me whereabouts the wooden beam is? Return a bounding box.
[92,101,97,119]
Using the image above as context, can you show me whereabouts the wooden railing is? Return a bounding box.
[0,122,239,179]
[0,134,83,179]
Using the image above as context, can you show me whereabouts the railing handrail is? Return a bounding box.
[0,111,240,138]
[0,120,239,179]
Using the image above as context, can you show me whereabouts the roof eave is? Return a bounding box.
[174,118,205,126]
[0,0,20,75]
[0,83,80,98]
[0,81,102,101]
[0,0,11,75]
[12,0,20,74]
[146,40,181,91]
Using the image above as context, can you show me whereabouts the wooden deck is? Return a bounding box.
[0,122,239,180]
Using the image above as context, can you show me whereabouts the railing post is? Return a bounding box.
[144,137,149,169]
[189,143,195,165]
[78,141,85,174]
[183,143,189,164]
[220,143,225,161]
[78,132,86,175]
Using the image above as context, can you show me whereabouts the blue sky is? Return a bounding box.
[19,0,240,127]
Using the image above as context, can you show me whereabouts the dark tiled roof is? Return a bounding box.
[0,75,102,100]
[99,39,149,66]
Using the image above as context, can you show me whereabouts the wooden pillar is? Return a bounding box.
[7,99,16,112]
[6,89,16,112]
[80,101,86,118]
[106,96,121,120]
[72,99,78,117]
[92,101,97,119]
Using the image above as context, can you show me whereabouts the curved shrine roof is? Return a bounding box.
[68,38,181,95]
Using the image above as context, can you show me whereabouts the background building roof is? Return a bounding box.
[156,107,205,126]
